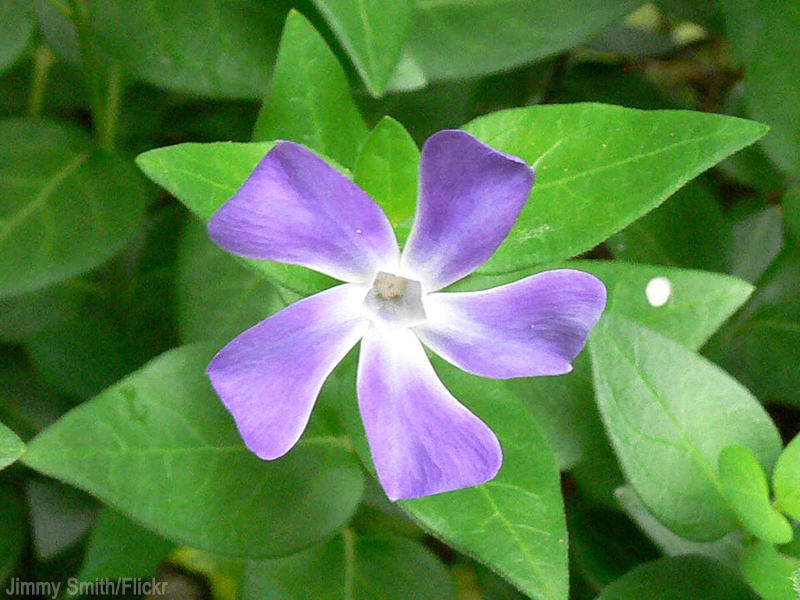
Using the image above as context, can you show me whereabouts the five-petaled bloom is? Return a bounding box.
[206,130,606,501]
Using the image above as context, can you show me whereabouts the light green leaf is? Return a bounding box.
[84,0,288,99]
[0,0,34,73]
[0,420,24,470]
[136,141,336,297]
[353,116,418,243]
[407,0,638,80]
[719,445,793,544]
[176,217,283,344]
[460,104,768,273]
[720,0,800,173]
[241,532,458,600]
[597,555,757,600]
[75,507,172,584]
[0,119,147,299]
[253,11,369,168]
[22,344,364,557]
[774,433,800,521]
[311,0,414,96]
[589,313,782,541]
[0,483,25,585]
[741,541,800,600]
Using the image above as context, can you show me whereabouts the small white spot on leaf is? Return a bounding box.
[646,276,672,307]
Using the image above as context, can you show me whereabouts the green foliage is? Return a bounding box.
[774,433,800,521]
[0,484,25,585]
[0,0,34,73]
[0,420,24,470]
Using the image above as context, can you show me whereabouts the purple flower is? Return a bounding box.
[206,130,606,501]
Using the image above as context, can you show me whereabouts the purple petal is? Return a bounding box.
[357,327,501,500]
[416,269,606,379]
[207,284,368,460]
[401,130,533,290]
[208,142,399,283]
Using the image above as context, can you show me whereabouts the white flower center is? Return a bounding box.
[363,272,427,327]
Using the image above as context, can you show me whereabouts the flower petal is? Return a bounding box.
[208,141,399,282]
[416,269,606,378]
[207,284,369,460]
[357,327,501,500]
[401,130,533,290]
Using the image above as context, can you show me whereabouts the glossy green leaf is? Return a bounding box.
[0,0,34,73]
[353,116,418,243]
[176,217,282,344]
[310,0,414,96]
[456,260,754,351]
[589,313,782,541]
[607,179,729,272]
[402,361,568,600]
[407,0,638,80]
[136,141,336,296]
[0,483,25,585]
[253,11,369,168]
[0,119,147,299]
[22,344,364,558]
[84,0,288,99]
[774,434,800,521]
[720,0,800,173]
[75,507,173,584]
[242,532,458,600]
[741,541,800,600]
[597,555,757,600]
[459,104,767,273]
[719,445,793,544]
[0,420,23,470]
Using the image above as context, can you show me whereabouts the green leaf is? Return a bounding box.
[589,313,782,541]
[84,0,288,99]
[136,141,336,296]
[253,11,369,168]
[241,532,458,600]
[407,0,638,80]
[0,420,24,470]
[459,104,768,273]
[727,204,784,284]
[0,0,34,73]
[402,361,568,600]
[176,217,282,344]
[719,0,800,173]
[22,344,364,558]
[0,483,25,586]
[0,118,147,299]
[719,445,793,544]
[310,0,414,96]
[607,179,729,272]
[0,282,87,343]
[785,186,800,242]
[75,507,172,584]
[709,244,800,406]
[774,433,800,521]
[353,116,418,243]
[456,260,754,351]
[597,555,758,600]
[741,541,800,600]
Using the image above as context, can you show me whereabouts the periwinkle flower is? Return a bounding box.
[206,130,606,501]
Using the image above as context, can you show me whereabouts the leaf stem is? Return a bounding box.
[342,528,356,600]
[28,45,56,118]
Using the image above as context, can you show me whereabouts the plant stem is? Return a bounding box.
[28,45,56,118]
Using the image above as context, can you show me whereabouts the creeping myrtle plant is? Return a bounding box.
[205,130,606,499]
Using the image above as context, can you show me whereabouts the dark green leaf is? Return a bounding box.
[242,532,458,600]
[310,0,414,96]
[719,445,793,544]
[136,141,335,296]
[597,555,757,599]
[22,344,364,557]
[253,11,369,168]
[0,282,87,343]
[0,119,147,299]
[460,105,767,273]
[0,483,25,585]
[590,313,782,541]
[0,0,34,73]
[85,0,288,99]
